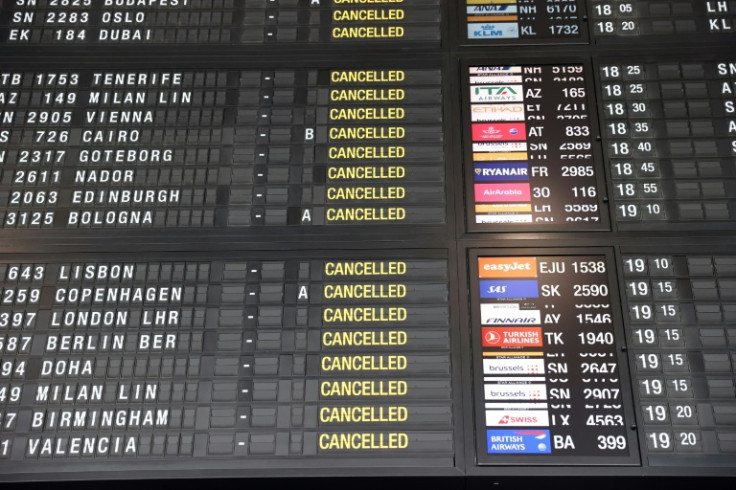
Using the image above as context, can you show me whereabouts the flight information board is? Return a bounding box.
[0,0,442,45]
[618,249,736,465]
[590,0,736,42]
[0,252,454,476]
[598,59,736,230]
[463,62,607,230]
[0,67,445,230]
[461,0,587,44]
[1,0,736,485]
[468,250,637,465]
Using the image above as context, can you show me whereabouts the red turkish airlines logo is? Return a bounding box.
[484,330,501,345]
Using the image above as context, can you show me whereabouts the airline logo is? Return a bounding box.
[473,142,527,152]
[472,123,526,141]
[477,214,532,223]
[479,257,537,277]
[471,103,525,122]
[468,23,520,39]
[476,203,532,213]
[471,85,524,102]
[486,430,551,454]
[475,183,531,202]
[473,152,529,162]
[474,163,529,181]
[484,383,547,400]
[483,358,545,375]
[482,327,543,347]
[470,66,522,74]
[480,302,540,324]
[486,410,550,427]
[468,5,518,14]
[480,279,539,298]
[470,75,523,84]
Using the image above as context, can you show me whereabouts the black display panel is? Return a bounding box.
[618,248,736,466]
[0,251,454,478]
[0,67,445,230]
[0,0,442,45]
[462,61,608,231]
[461,0,588,45]
[590,0,736,42]
[468,250,638,465]
[1,0,736,486]
[597,59,736,230]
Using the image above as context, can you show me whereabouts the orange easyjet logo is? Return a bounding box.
[479,257,537,278]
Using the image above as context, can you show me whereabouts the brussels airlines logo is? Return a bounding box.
[471,85,523,103]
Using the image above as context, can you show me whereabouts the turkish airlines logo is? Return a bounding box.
[485,330,501,345]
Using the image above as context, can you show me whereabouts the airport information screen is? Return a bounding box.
[0,0,733,484]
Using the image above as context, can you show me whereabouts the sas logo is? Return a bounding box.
[480,280,539,298]
[471,85,524,103]
[487,430,551,454]
[479,257,537,277]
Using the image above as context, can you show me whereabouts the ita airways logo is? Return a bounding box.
[472,123,527,141]
[471,85,524,103]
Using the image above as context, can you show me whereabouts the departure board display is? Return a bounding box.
[2,0,736,485]
[590,0,736,41]
[0,252,454,476]
[469,251,637,464]
[0,67,445,229]
[462,0,586,44]
[619,250,736,466]
[463,62,607,230]
[598,60,736,230]
[0,0,442,44]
